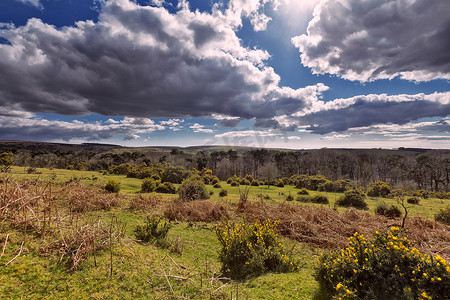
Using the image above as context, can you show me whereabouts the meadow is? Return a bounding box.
[1,166,449,299]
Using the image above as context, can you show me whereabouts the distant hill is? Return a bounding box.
[0,140,123,153]
[0,140,442,156]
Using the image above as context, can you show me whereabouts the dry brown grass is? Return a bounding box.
[0,176,59,235]
[61,182,121,213]
[241,202,450,260]
[164,200,229,222]
[129,194,163,211]
[43,219,126,270]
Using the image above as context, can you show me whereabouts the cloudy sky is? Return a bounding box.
[0,0,449,149]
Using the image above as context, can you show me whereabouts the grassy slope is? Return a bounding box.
[1,167,448,299]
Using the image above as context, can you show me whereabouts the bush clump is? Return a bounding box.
[230,181,239,187]
[240,178,251,186]
[295,195,329,204]
[407,197,420,205]
[367,181,392,198]
[213,183,222,189]
[315,227,450,300]
[286,194,294,201]
[297,188,309,195]
[216,219,298,280]
[134,216,171,243]
[413,190,430,199]
[375,202,402,218]
[104,179,120,193]
[434,206,450,225]
[296,195,310,203]
[141,178,157,193]
[219,189,228,197]
[179,176,209,202]
[336,189,368,210]
[275,179,285,187]
[251,180,260,186]
[155,182,177,194]
[311,195,329,204]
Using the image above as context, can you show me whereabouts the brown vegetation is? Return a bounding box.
[240,202,450,260]
[61,182,121,212]
[128,194,163,211]
[164,200,229,222]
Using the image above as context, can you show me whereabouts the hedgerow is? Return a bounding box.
[315,227,450,299]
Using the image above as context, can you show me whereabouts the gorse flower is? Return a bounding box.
[215,219,298,280]
[315,227,449,299]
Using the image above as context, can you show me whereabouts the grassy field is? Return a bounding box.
[1,167,449,299]
[9,166,449,218]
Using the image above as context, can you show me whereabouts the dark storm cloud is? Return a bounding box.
[296,92,450,134]
[0,0,321,122]
[292,0,450,81]
[218,118,241,127]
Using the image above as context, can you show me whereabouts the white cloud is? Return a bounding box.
[215,130,280,138]
[292,0,450,82]
[286,136,301,140]
[190,123,214,133]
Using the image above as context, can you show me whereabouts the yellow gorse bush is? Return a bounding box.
[315,227,449,299]
[215,218,298,280]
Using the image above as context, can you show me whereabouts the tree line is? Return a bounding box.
[2,147,449,192]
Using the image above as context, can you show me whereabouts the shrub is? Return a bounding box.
[213,183,222,189]
[297,188,309,195]
[251,180,260,186]
[311,195,329,204]
[104,179,120,193]
[407,197,420,205]
[155,182,177,194]
[286,194,294,201]
[134,216,171,243]
[336,189,368,210]
[215,219,298,280]
[434,206,450,225]
[315,227,449,300]
[275,179,285,187]
[296,195,311,203]
[211,177,220,185]
[318,180,337,192]
[367,181,392,198]
[413,190,430,199]
[141,178,157,193]
[230,181,239,187]
[240,178,251,186]
[179,176,209,202]
[375,202,402,218]
[219,189,228,197]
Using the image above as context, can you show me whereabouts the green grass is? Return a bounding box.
[1,167,448,298]
[9,166,447,219]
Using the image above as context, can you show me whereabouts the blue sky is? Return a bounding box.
[0,0,449,149]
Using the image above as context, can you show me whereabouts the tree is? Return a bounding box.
[0,152,14,172]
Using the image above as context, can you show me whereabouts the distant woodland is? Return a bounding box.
[1,140,449,192]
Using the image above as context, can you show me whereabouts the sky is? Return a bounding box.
[0,0,449,149]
